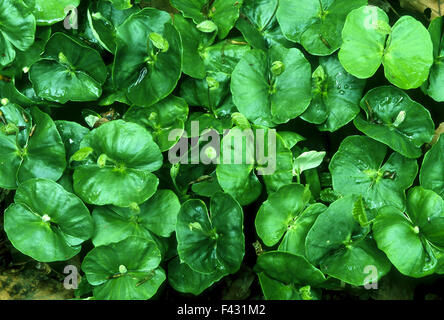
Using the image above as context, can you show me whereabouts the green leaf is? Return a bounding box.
[123,95,189,152]
[32,0,80,25]
[196,20,218,33]
[293,151,326,175]
[354,86,435,158]
[173,14,211,79]
[176,192,245,274]
[236,0,292,50]
[4,178,93,262]
[422,17,444,101]
[0,0,36,66]
[329,135,418,211]
[277,0,367,55]
[373,187,444,277]
[231,46,312,126]
[113,8,182,107]
[339,6,391,79]
[73,120,163,207]
[29,33,107,103]
[170,0,242,39]
[0,105,66,189]
[301,55,366,132]
[87,0,138,53]
[339,6,433,89]
[352,196,368,227]
[168,256,225,295]
[420,136,444,198]
[82,236,165,300]
[306,195,391,286]
[92,189,181,247]
[255,184,311,247]
[255,251,326,286]
[107,0,133,10]
[55,121,90,165]
[382,16,434,89]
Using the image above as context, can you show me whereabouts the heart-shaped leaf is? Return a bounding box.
[277,0,367,56]
[339,6,433,89]
[168,256,225,296]
[306,195,391,286]
[0,0,36,66]
[373,187,444,277]
[231,46,312,126]
[301,55,366,132]
[170,0,242,39]
[123,95,189,152]
[176,192,244,274]
[29,33,107,103]
[113,8,182,107]
[0,104,66,189]
[4,178,93,262]
[92,189,181,246]
[73,120,163,207]
[255,184,315,250]
[354,86,435,158]
[82,236,165,300]
[329,135,418,211]
[255,251,326,286]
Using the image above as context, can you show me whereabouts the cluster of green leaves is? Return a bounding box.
[0,0,443,300]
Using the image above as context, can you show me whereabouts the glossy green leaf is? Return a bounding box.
[82,236,165,300]
[173,14,210,79]
[301,55,366,132]
[255,184,311,247]
[29,33,107,103]
[113,8,182,107]
[236,0,292,50]
[354,86,435,158]
[277,0,367,55]
[170,0,242,39]
[0,0,36,66]
[278,204,326,256]
[339,6,433,89]
[87,0,138,53]
[176,192,245,274]
[168,256,225,295]
[339,6,390,79]
[306,195,391,286]
[123,95,189,152]
[329,135,418,211]
[293,151,326,176]
[255,251,326,286]
[420,136,444,198]
[4,178,93,262]
[73,120,163,207]
[216,126,261,205]
[373,187,444,277]
[32,0,80,25]
[55,120,90,165]
[0,105,66,189]
[92,189,181,246]
[231,46,312,126]
[382,16,434,89]
[423,16,444,101]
